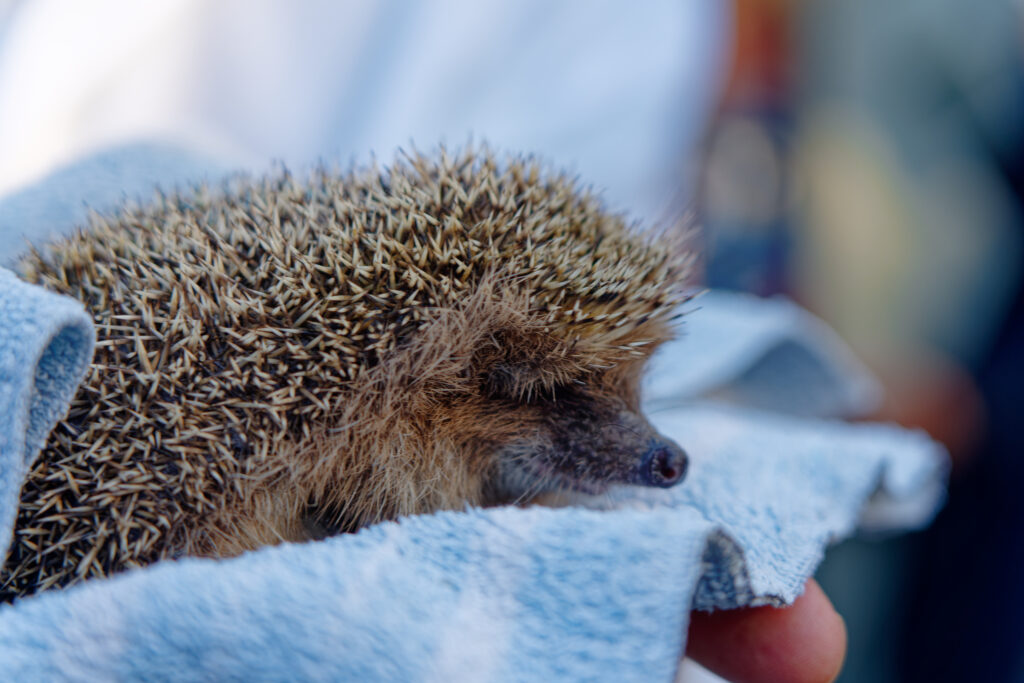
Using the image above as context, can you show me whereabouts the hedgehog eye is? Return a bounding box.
[482,362,539,400]
[482,363,581,405]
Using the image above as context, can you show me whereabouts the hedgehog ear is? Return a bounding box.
[452,281,582,399]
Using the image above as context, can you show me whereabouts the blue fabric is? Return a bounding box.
[643,290,883,418]
[0,269,94,569]
[0,402,943,682]
[0,142,227,268]
[0,146,947,681]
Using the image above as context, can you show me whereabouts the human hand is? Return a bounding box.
[685,579,846,683]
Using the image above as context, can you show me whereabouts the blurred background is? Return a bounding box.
[1,0,1022,680]
[702,2,1024,682]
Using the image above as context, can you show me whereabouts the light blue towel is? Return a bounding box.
[0,142,227,268]
[0,406,943,681]
[643,290,883,419]
[0,148,947,681]
[0,269,94,565]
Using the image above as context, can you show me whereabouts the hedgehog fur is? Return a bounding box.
[0,148,693,601]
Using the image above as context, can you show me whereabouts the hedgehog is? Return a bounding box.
[0,148,693,601]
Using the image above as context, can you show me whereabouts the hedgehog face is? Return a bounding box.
[488,387,689,500]
[471,352,688,502]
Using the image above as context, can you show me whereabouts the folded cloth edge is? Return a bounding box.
[0,268,95,560]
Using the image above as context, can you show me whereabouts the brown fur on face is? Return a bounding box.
[1,148,693,600]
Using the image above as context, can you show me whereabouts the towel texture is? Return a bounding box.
[0,397,940,681]
[0,268,94,572]
[0,404,942,681]
[0,147,946,681]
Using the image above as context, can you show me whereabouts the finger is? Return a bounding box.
[685,579,847,683]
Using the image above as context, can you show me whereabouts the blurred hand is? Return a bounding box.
[686,579,846,683]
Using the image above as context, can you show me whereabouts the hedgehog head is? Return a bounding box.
[452,286,690,502]
[296,150,695,529]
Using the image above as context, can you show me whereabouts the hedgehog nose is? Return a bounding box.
[640,441,688,487]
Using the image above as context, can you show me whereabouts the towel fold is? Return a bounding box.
[0,268,94,567]
[644,290,883,418]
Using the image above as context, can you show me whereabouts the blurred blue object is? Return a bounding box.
[0,142,227,267]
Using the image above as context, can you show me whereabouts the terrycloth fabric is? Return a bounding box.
[0,147,947,681]
[0,268,94,572]
[644,290,883,418]
[0,404,941,682]
[0,405,943,682]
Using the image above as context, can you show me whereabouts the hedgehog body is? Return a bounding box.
[0,149,691,601]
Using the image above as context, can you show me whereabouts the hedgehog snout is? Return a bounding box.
[595,406,689,489]
[636,439,688,488]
